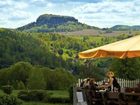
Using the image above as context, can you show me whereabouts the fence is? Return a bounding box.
[77,78,140,88]
[117,78,140,88]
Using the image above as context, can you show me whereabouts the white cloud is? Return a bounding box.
[8,10,31,20]
[70,0,140,28]
[0,0,140,28]
[14,2,28,9]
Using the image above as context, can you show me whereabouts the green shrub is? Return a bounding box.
[68,86,73,103]
[18,90,70,103]
[18,90,46,101]
[1,85,13,94]
[29,90,45,101]
[47,97,70,103]
[41,92,52,103]
[18,91,30,101]
[17,81,26,90]
[0,95,22,105]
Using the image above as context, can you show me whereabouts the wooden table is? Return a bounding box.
[122,92,140,102]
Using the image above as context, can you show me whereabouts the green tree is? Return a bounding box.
[9,62,32,85]
[17,81,26,90]
[111,58,140,80]
[43,68,76,90]
[27,68,46,89]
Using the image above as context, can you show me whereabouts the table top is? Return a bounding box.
[96,89,107,92]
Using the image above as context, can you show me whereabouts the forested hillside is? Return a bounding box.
[0,28,140,81]
[111,25,140,31]
[0,28,114,79]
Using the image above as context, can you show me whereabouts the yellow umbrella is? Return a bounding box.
[79,35,140,59]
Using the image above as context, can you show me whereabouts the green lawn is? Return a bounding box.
[47,90,69,98]
[23,102,71,105]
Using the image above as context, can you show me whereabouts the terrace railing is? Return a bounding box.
[77,78,140,88]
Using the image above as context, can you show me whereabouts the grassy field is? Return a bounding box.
[23,102,72,105]
[47,90,69,98]
[59,29,140,36]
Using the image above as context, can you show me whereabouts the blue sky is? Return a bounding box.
[0,0,140,28]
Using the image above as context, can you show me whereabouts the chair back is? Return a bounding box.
[106,92,120,100]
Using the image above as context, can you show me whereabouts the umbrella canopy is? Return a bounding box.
[79,35,140,59]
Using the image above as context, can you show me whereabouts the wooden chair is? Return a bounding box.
[137,83,140,88]
[134,88,140,93]
[105,92,126,105]
[125,87,134,93]
[126,102,138,105]
[122,93,138,105]
[88,90,104,105]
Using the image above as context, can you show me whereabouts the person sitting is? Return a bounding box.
[83,78,90,89]
[99,71,121,92]
[89,78,98,91]
[88,78,102,105]
[80,80,85,89]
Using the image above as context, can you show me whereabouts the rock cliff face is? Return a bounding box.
[36,14,78,26]
[18,14,81,31]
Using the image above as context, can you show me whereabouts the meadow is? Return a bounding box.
[23,102,71,105]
